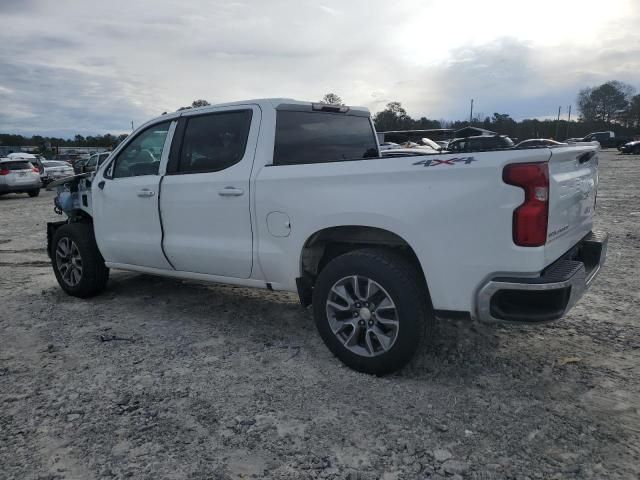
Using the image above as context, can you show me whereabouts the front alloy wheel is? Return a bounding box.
[55,237,83,287]
[51,223,109,298]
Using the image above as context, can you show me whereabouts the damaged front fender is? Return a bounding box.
[47,173,93,219]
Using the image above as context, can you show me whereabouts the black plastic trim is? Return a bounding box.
[275,103,370,117]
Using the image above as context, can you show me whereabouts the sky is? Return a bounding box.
[1,0,639,137]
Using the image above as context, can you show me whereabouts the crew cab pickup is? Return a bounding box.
[47,99,607,374]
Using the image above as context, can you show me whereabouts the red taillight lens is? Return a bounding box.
[503,162,549,247]
[0,169,9,176]
[32,167,40,173]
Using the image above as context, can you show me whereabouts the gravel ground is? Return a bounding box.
[1,149,639,480]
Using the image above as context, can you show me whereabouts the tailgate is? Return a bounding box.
[545,145,599,264]
[11,170,34,183]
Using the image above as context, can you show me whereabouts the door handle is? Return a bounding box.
[137,189,155,197]
[218,187,244,197]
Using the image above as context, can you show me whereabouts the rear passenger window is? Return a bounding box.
[177,110,253,173]
[113,122,171,178]
[273,111,378,165]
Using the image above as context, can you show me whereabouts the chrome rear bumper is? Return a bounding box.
[476,231,608,324]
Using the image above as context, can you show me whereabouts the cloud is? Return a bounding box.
[0,60,152,136]
[0,0,638,136]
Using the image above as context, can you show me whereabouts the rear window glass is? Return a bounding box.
[273,111,378,165]
[1,161,33,170]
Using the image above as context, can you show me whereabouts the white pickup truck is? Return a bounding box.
[47,99,608,374]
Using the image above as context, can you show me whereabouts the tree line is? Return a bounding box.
[0,132,129,150]
[2,83,638,154]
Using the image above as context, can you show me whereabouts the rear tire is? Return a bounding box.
[52,223,109,298]
[312,248,433,375]
[28,189,40,197]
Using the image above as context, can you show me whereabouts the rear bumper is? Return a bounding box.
[0,181,41,193]
[476,231,608,324]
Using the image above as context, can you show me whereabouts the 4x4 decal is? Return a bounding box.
[413,156,476,167]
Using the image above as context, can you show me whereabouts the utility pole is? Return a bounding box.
[566,105,572,139]
[469,99,474,124]
[554,106,561,140]
[131,121,134,132]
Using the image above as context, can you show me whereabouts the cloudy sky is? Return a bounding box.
[1,0,639,137]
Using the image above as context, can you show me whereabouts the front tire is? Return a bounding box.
[312,248,433,375]
[52,223,109,298]
[28,189,40,197]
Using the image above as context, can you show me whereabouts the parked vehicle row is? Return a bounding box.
[379,126,640,155]
[379,134,577,154]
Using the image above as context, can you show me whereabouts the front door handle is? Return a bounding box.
[137,189,155,197]
[218,187,244,197]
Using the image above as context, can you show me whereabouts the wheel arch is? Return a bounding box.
[297,225,431,308]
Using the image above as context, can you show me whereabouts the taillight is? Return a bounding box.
[32,167,40,173]
[0,169,9,176]
[503,162,549,247]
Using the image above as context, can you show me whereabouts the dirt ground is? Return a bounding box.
[1,149,639,480]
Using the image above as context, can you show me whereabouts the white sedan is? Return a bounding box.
[42,160,74,183]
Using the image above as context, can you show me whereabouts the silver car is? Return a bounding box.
[42,160,75,183]
[0,158,42,197]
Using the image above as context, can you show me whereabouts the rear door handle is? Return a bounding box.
[218,187,244,197]
[137,189,155,197]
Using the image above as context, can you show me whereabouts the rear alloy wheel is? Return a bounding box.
[52,223,109,297]
[325,275,400,357]
[313,248,433,375]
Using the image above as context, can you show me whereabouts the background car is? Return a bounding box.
[7,152,49,184]
[447,135,514,152]
[0,158,42,197]
[81,152,111,173]
[42,160,74,183]
[54,153,83,165]
[619,140,640,154]
[419,137,443,151]
[515,139,566,149]
[379,142,401,151]
[73,157,88,174]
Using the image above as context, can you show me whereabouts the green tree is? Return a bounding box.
[178,99,211,111]
[491,113,518,137]
[373,102,414,131]
[622,94,640,128]
[320,93,344,105]
[577,81,634,123]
